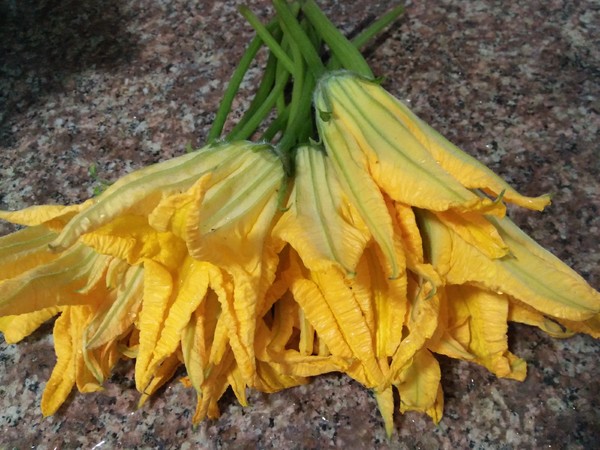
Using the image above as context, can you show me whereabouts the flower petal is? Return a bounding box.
[0,226,59,281]
[272,145,370,274]
[395,348,443,423]
[0,307,60,343]
[446,285,526,380]
[41,307,77,416]
[315,113,401,277]
[48,142,258,251]
[347,73,550,210]
[0,244,106,316]
[0,202,92,230]
[80,215,188,271]
[315,72,505,216]
[85,265,144,349]
[135,260,174,392]
[146,259,221,380]
[420,210,600,321]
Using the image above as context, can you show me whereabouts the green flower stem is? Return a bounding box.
[261,105,290,142]
[226,63,290,141]
[229,50,280,139]
[275,35,292,114]
[238,5,297,76]
[206,29,263,141]
[273,0,325,79]
[277,69,315,158]
[350,4,404,49]
[301,0,372,77]
[285,28,306,131]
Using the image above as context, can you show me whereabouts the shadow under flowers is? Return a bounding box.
[0,0,139,148]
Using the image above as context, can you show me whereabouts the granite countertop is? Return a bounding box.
[1,0,599,448]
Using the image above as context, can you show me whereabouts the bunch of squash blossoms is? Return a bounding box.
[1,1,598,435]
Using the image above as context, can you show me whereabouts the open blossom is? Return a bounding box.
[310,71,600,432]
[0,141,289,420]
[1,1,599,435]
[272,144,443,434]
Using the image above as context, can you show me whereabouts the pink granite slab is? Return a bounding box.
[1,1,599,448]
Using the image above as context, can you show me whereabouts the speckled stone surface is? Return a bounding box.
[1,0,599,448]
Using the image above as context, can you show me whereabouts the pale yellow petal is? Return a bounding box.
[146,259,218,379]
[0,307,60,343]
[272,145,370,274]
[389,276,439,383]
[255,359,307,393]
[138,352,181,408]
[557,314,600,338]
[434,209,509,259]
[374,386,395,437]
[184,144,283,273]
[315,73,504,216]
[315,114,401,277]
[80,215,188,271]
[0,202,92,230]
[395,348,443,422]
[508,299,575,338]
[284,251,353,358]
[135,260,174,392]
[0,226,59,281]
[421,210,600,321]
[448,285,526,380]
[85,266,144,349]
[427,287,474,361]
[148,173,211,237]
[353,245,407,358]
[353,76,550,211]
[312,267,384,387]
[0,244,105,316]
[49,142,260,251]
[41,308,76,416]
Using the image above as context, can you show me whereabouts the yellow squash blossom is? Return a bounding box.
[419,210,600,323]
[314,71,551,215]
[272,144,445,434]
[310,70,600,433]
[2,0,599,436]
[0,140,288,417]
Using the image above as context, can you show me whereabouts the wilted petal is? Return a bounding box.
[389,275,439,383]
[352,245,407,359]
[374,386,395,438]
[48,141,263,251]
[0,244,107,316]
[395,348,443,423]
[0,201,93,230]
[180,143,285,386]
[315,72,505,216]
[138,352,182,408]
[85,265,144,350]
[433,209,509,259]
[420,209,600,321]
[0,307,60,344]
[446,285,526,380]
[80,215,188,271]
[135,260,174,392]
[184,143,284,270]
[273,145,371,274]
[146,258,222,382]
[314,112,403,278]
[285,249,384,388]
[41,307,77,416]
[0,226,60,281]
[508,299,575,338]
[343,73,550,211]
